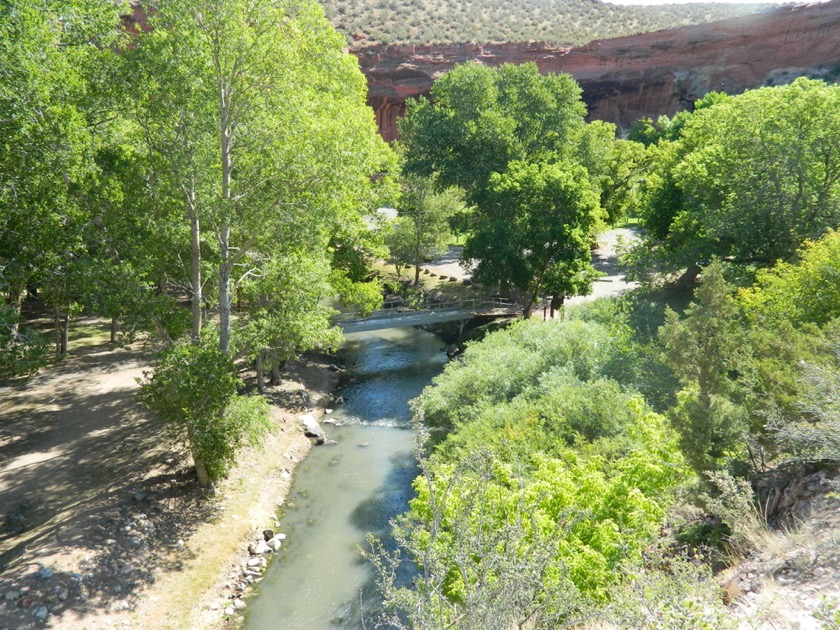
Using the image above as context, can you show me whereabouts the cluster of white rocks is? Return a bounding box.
[216,528,286,618]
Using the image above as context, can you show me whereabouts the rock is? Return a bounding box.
[4,591,20,601]
[248,540,271,555]
[233,599,246,609]
[299,413,327,444]
[225,606,236,616]
[267,537,282,551]
[262,529,275,542]
[132,492,148,502]
[323,439,338,446]
[446,344,461,358]
[32,607,48,621]
[36,567,53,580]
[209,602,220,610]
[324,408,333,414]
[246,558,262,568]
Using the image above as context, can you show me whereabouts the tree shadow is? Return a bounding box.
[0,343,222,626]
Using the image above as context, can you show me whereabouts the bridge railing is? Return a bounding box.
[335,296,517,326]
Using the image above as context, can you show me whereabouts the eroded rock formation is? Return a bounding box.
[355,0,840,139]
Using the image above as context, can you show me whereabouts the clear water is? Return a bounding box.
[243,327,447,629]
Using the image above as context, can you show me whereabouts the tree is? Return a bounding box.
[0,1,124,359]
[631,79,840,282]
[739,229,840,329]
[386,175,465,285]
[138,338,271,486]
[130,0,396,354]
[465,161,601,317]
[658,261,751,471]
[400,62,588,195]
[400,62,609,313]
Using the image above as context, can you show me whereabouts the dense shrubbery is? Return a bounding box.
[372,228,840,625]
[320,0,769,46]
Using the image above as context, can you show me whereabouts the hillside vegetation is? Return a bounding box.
[319,0,773,46]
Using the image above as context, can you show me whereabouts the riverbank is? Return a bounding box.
[0,337,340,630]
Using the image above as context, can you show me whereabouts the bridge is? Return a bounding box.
[336,298,519,334]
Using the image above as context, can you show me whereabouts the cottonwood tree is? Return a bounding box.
[400,63,610,313]
[631,79,840,284]
[466,160,601,317]
[130,0,396,352]
[386,175,465,285]
[0,1,124,359]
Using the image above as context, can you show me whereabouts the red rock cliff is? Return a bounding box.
[354,0,840,140]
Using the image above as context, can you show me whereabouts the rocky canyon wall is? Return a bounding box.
[355,0,840,140]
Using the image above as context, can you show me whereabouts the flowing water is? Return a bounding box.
[244,327,447,629]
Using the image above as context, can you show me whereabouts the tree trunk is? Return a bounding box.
[269,361,283,386]
[255,354,265,394]
[414,263,421,286]
[58,312,69,355]
[8,281,25,336]
[677,263,702,291]
[218,225,232,355]
[110,315,118,344]
[193,456,211,487]
[189,205,202,343]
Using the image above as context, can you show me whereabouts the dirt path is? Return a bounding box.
[1,324,337,629]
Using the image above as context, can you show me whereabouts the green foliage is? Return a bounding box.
[740,229,840,329]
[138,338,272,484]
[658,262,751,472]
[401,63,608,312]
[0,304,50,380]
[631,79,840,280]
[599,554,735,629]
[375,317,692,625]
[465,160,601,314]
[771,323,840,464]
[385,174,464,284]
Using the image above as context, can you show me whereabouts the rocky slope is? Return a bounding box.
[355,0,840,139]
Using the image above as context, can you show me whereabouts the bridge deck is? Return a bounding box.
[336,299,519,333]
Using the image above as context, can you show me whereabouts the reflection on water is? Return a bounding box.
[244,327,446,629]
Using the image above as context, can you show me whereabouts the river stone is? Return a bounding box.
[234,599,246,609]
[246,558,261,568]
[225,606,236,616]
[249,540,270,555]
[36,567,53,580]
[4,591,19,601]
[299,413,326,443]
[267,537,282,551]
[262,529,274,542]
[33,607,48,621]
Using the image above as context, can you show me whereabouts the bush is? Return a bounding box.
[137,338,271,485]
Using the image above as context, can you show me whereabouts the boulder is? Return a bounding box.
[299,413,327,444]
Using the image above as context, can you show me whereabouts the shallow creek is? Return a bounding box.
[244,327,448,629]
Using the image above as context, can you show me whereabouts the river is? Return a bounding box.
[243,326,447,629]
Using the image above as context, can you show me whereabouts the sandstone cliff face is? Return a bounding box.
[355,0,840,140]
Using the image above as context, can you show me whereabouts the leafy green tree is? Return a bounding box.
[138,338,271,486]
[0,0,123,358]
[130,0,397,353]
[739,229,840,329]
[234,252,344,392]
[386,175,464,285]
[401,62,587,195]
[631,79,840,282]
[401,63,609,313]
[465,160,601,316]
